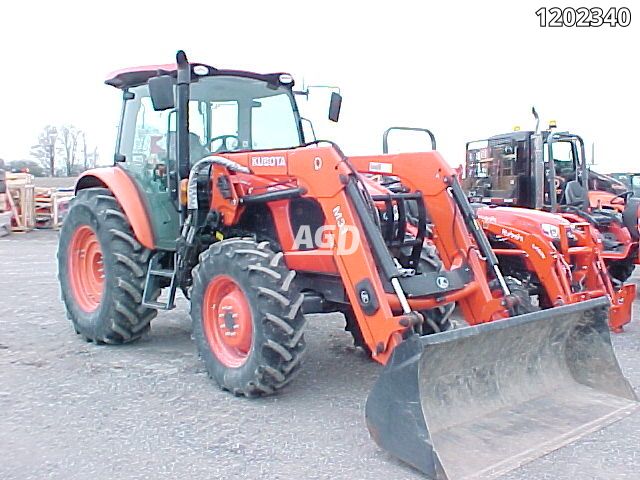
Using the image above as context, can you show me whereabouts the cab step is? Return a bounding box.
[142,252,178,310]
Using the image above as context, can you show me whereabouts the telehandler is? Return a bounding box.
[57,52,637,479]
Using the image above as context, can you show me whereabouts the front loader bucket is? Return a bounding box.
[365,298,638,480]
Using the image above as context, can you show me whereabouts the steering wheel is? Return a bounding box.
[208,134,240,153]
[610,191,634,205]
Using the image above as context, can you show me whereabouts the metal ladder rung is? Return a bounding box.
[142,252,178,310]
[149,269,175,278]
[143,300,173,309]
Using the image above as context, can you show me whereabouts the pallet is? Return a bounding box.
[6,173,36,232]
[35,187,74,229]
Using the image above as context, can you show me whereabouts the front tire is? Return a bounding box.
[57,188,158,344]
[607,259,636,284]
[505,277,539,315]
[191,238,306,397]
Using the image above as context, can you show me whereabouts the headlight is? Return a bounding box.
[541,223,560,239]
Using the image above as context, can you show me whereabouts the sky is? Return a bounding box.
[1,0,638,172]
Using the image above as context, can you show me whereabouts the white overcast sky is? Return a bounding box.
[1,0,638,171]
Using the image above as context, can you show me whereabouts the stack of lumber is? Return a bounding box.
[35,187,74,229]
[5,173,35,232]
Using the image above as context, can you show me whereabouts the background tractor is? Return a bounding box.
[57,52,637,479]
[609,172,640,197]
[464,115,640,284]
[475,205,635,332]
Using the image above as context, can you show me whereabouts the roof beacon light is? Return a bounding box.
[549,120,557,129]
[193,65,209,76]
[513,125,521,131]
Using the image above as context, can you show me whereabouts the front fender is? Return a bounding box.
[75,167,155,250]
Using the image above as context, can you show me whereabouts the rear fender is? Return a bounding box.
[75,167,155,250]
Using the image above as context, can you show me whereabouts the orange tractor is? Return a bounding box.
[57,52,637,479]
[475,206,635,331]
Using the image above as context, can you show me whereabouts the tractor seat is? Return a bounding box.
[564,180,587,208]
[166,132,212,165]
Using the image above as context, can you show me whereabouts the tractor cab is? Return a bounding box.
[107,63,309,249]
[464,127,628,211]
[464,130,538,208]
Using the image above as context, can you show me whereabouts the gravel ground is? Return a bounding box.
[1,230,639,480]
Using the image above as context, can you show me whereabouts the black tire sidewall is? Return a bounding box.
[58,196,118,339]
[192,267,266,392]
[191,241,302,394]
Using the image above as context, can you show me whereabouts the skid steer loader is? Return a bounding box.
[57,52,637,479]
[464,114,640,284]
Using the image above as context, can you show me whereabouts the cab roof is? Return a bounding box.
[105,63,294,89]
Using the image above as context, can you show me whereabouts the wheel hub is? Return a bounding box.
[68,225,104,312]
[217,292,252,349]
[203,275,253,367]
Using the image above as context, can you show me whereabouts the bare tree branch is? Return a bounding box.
[58,125,83,176]
[30,125,58,177]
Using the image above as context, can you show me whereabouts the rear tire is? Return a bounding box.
[191,238,306,397]
[57,188,158,344]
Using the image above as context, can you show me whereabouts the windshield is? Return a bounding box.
[118,75,303,167]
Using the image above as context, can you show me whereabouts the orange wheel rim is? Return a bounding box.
[203,275,253,368]
[68,225,105,312]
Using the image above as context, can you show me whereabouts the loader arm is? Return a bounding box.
[349,152,510,325]
[219,146,512,363]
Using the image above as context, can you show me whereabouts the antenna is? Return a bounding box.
[532,106,540,133]
[591,142,595,166]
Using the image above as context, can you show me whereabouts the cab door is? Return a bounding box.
[117,86,181,250]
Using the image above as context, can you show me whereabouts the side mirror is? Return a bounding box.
[148,75,175,111]
[328,92,342,122]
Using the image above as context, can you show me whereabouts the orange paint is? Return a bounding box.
[76,167,155,250]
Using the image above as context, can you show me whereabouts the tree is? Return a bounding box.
[89,146,99,169]
[58,125,83,176]
[79,133,99,170]
[30,125,58,177]
[80,132,89,170]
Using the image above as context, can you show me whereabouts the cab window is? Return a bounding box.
[251,93,300,150]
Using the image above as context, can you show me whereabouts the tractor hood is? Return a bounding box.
[476,206,569,227]
[475,206,570,240]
